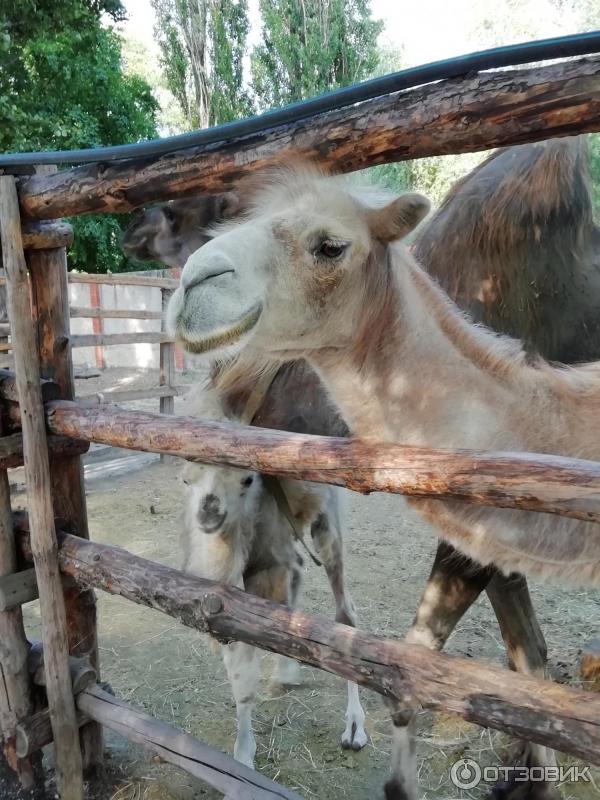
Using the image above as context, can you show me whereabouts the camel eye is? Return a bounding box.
[242,476,253,487]
[316,239,348,260]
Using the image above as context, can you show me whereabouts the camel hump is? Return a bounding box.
[417,136,592,262]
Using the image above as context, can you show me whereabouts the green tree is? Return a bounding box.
[0,0,158,273]
[151,0,252,130]
[251,0,382,110]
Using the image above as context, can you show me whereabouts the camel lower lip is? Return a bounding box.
[178,304,262,354]
[199,511,228,532]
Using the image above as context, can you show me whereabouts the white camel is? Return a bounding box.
[167,165,600,799]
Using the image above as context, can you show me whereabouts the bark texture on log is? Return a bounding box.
[77,685,302,799]
[0,175,83,799]
[0,433,88,470]
[0,470,33,787]
[21,222,73,251]
[16,709,89,759]
[27,229,103,770]
[45,401,600,523]
[29,531,600,765]
[16,57,600,220]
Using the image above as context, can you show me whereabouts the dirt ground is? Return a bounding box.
[7,368,600,800]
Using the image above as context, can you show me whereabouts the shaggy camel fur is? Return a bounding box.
[167,165,600,799]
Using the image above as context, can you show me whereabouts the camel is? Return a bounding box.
[166,161,600,799]
[180,384,365,768]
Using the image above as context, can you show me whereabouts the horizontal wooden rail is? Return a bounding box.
[77,685,301,799]
[67,273,178,289]
[15,57,600,218]
[69,306,163,320]
[78,385,181,405]
[0,273,178,289]
[13,531,600,764]
[71,332,172,348]
[0,432,88,470]
[20,221,73,250]
[44,400,600,523]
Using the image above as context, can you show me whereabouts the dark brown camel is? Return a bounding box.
[122,135,596,798]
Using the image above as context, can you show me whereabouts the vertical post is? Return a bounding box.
[159,285,175,464]
[0,469,35,788]
[0,175,84,799]
[89,283,105,370]
[26,167,102,773]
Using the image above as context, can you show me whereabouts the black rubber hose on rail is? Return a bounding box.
[1,30,599,167]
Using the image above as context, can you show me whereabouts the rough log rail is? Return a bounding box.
[44,401,600,523]
[16,56,600,219]
[13,530,600,765]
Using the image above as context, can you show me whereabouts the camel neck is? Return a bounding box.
[309,254,518,447]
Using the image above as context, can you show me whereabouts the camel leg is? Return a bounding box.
[385,541,496,800]
[486,574,557,800]
[311,506,368,751]
[222,640,262,768]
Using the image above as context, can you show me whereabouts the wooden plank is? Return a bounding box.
[0,469,34,786]
[67,273,178,289]
[27,204,103,772]
[0,568,38,611]
[69,307,163,320]
[0,175,84,799]
[15,56,600,219]
[77,685,302,800]
[45,400,600,524]
[71,332,172,348]
[20,531,599,765]
[78,386,180,405]
[21,222,73,251]
[159,288,175,462]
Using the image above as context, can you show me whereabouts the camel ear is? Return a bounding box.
[367,193,430,243]
[216,191,242,220]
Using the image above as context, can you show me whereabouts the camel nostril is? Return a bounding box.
[202,493,220,514]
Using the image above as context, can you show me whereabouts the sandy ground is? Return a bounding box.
[4,367,600,800]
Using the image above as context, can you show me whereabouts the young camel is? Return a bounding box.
[167,166,600,799]
[180,383,365,768]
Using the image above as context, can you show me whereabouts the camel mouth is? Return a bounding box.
[177,303,262,355]
[198,511,228,532]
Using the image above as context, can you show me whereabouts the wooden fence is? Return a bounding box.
[0,54,599,800]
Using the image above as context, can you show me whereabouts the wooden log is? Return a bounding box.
[21,222,73,251]
[0,568,38,611]
[67,273,178,289]
[159,287,175,463]
[33,531,600,765]
[16,708,89,759]
[78,386,180,406]
[0,469,34,787]
[0,434,88,469]
[77,685,302,800]
[27,208,103,772]
[16,57,600,220]
[71,332,172,348]
[46,400,600,523]
[27,642,96,695]
[69,306,163,320]
[0,368,61,404]
[0,175,84,798]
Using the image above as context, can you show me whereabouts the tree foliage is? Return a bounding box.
[151,0,252,130]
[251,0,382,110]
[0,0,158,272]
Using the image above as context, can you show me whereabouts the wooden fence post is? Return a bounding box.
[159,284,176,464]
[0,468,36,787]
[25,165,103,773]
[0,174,84,799]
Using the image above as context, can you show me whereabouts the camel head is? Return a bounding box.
[122,193,241,268]
[167,167,430,359]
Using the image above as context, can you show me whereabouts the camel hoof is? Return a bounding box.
[384,778,415,800]
[341,719,368,751]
